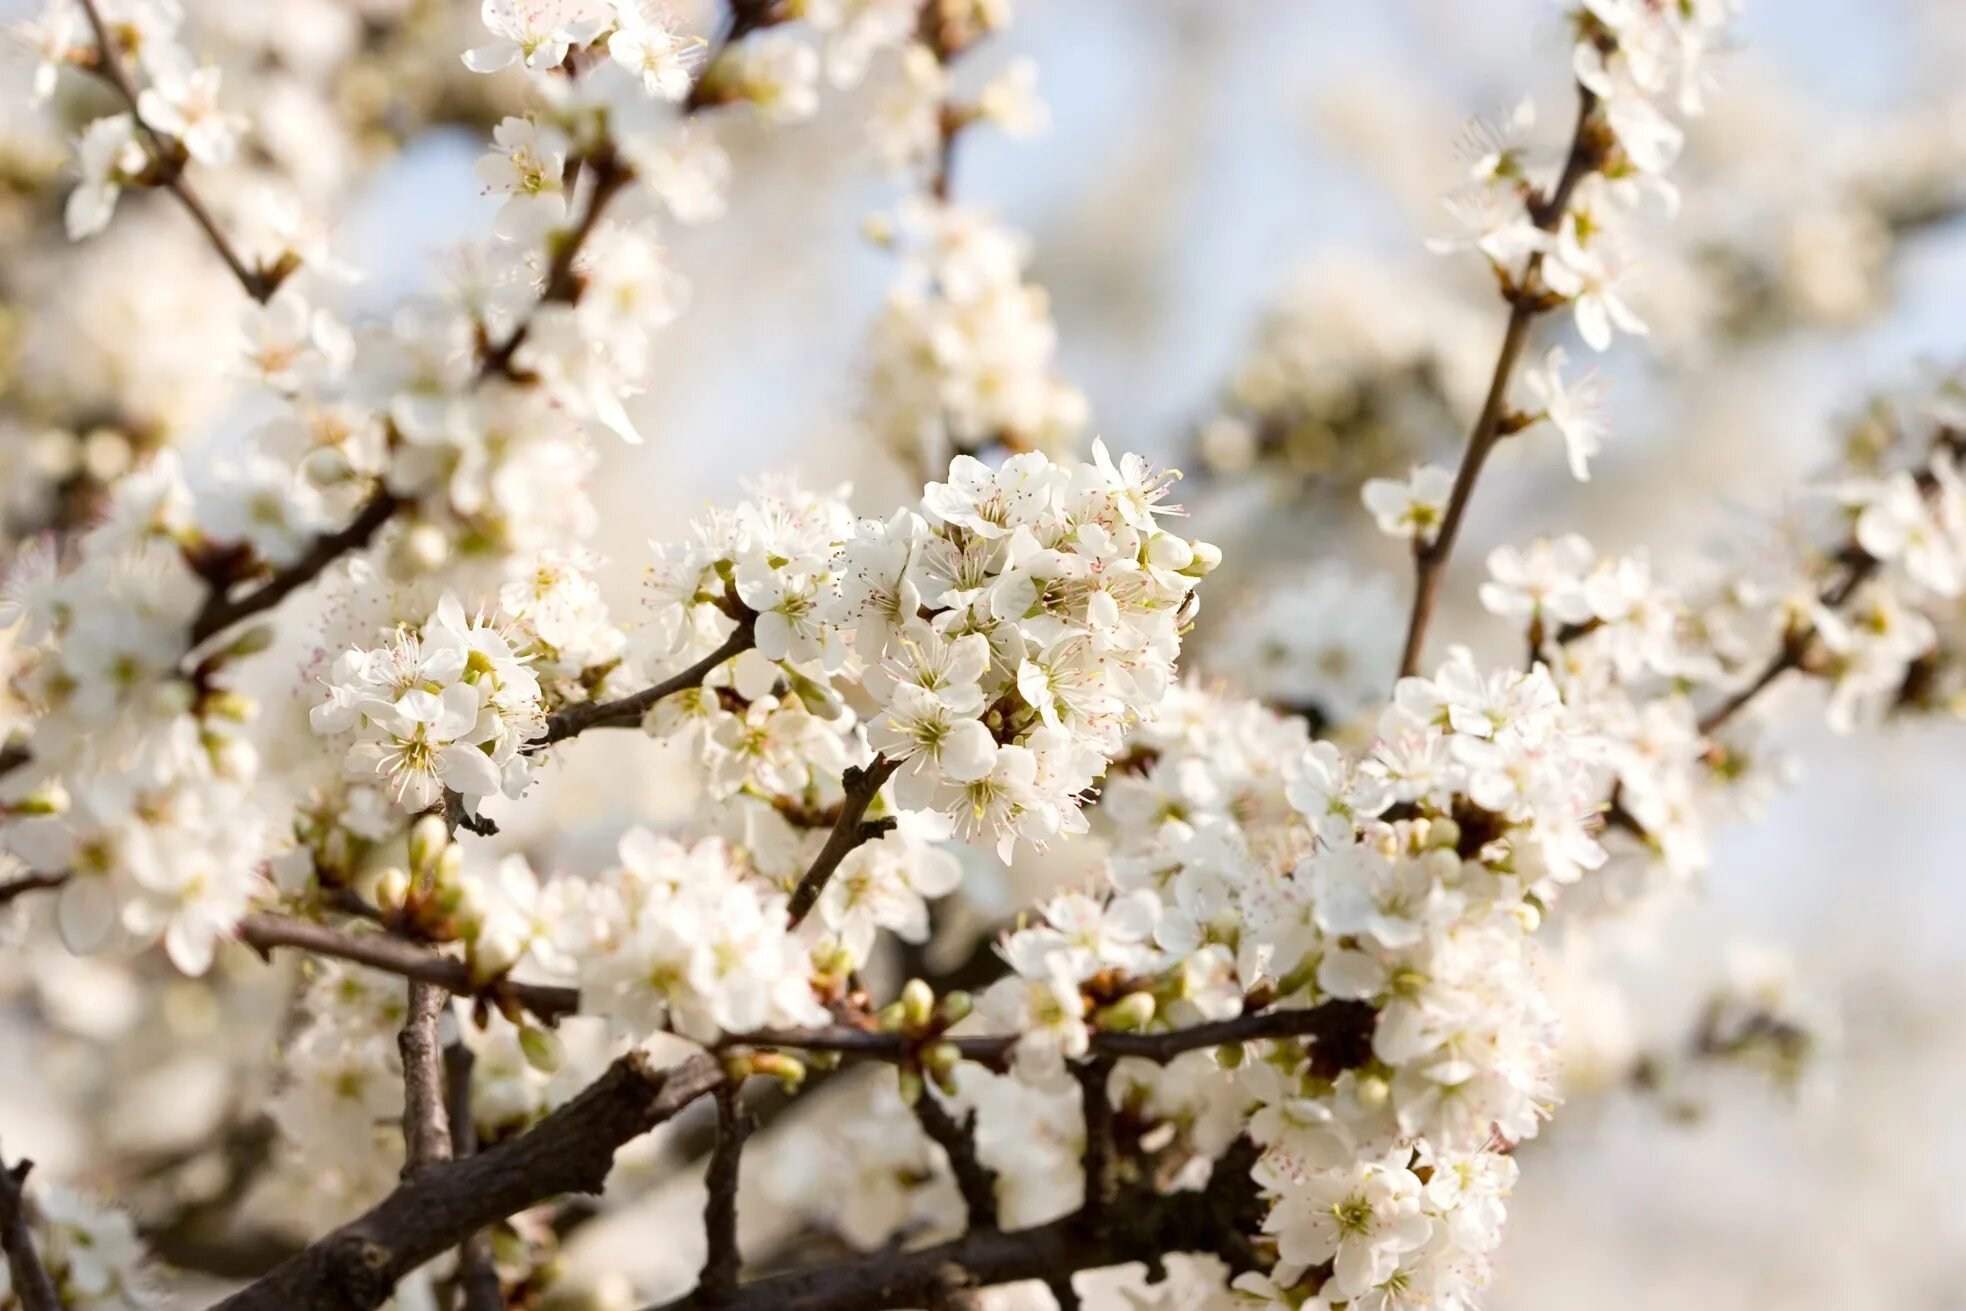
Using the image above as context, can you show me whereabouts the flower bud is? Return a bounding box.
[225,625,277,659]
[1096,991,1157,1032]
[921,1041,963,1095]
[520,1024,564,1074]
[373,866,411,915]
[934,991,974,1028]
[1215,1043,1245,1069]
[408,814,449,884]
[1355,1072,1391,1110]
[896,1064,925,1106]
[750,1051,807,1093]
[900,978,935,1031]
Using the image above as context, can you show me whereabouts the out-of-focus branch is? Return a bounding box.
[0,1149,60,1311]
[699,1084,754,1303]
[444,1044,504,1311]
[910,1094,996,1230]
[74,0,282,303]
[189,489,402,646]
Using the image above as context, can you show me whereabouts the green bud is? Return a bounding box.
[876,1001,908,1032]
[934,991,974,1028]
[408,814,449,883]
[921,1041,963,1096]
[900,978,935,1031]
[520,1025,564,1074]
[1097,991,1157,1033]
[225,624,277,659]
[896,1065,925,1106]
[373,866,410,914]
[1215,1043,1245,1069]
[750,1051,807,1093]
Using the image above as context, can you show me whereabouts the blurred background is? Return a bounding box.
[5,0,1966,1306]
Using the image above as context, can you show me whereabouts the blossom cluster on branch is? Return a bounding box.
[0,2,1961,1311]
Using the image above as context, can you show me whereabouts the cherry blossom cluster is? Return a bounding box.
[861,3,1083,476]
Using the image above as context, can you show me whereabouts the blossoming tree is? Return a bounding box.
[0,2,1960,1310]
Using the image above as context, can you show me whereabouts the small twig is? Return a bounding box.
[532,621,756,748]
[190,490,402,646]
[784,756,901,927]
[0,1149,60,1311]
[398,983,453,1176]
[235,913,581,1024]
[911,1095,997,1229]
[0,871,68,909]
[698,1084,754,1304]
[75,0,277,302]
[1074,1055,1118,1221]
[444,1044,504,1311]
[1396,84,1601,679]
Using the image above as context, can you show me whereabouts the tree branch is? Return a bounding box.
[532,621,757,748]
[212,1052,726,1311]
[189,489,403,646]
[0,872,68,909]
[75,0,280,303]
[785,756,901,927]
[699,1083,754,1303]
[234,913,581,1025]
[398,983,453,1176]
[1396,84,1602,679]
[0,1149,60,1311]
[1074,1055,1118,1221]
[642,1138,1268,1311]
[910,1094,996,1230]
[444,1044,505,1311]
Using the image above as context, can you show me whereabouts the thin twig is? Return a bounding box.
[235,913,581,1024]
[785,756,901,926]
[444,1044,504,1311]
[398,983,453,1176]
[1396,85,1602,679]
[699,1084,754,1304]
[189,490,402,646]
[910,1095,996,1229]
[0,872,67,909]
[532,621,756,748]
[0,1149,60,1311]
[75,0,277,302]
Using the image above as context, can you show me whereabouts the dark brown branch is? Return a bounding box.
[213,1052,725,1311]
[1074,1055,1118,1220]
[1396,84,1602,679]
[235,913,581,1024]
[0,871,67,909]
[699,1084,754,1303]
[444,1044,504,1311]
[190,490,402,645]
[785,756,901,926]
[0,1149,60,1311]
[910,1095,996,1229]
[643,1138,1268,1311]
[75,0,280,303]
[533,621,756,747]
[398,983,453,1176]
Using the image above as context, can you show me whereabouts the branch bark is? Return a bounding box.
[444,1044,505,1311]
[698,1084,753,1303]
[212,1052,725,1311]
[398,983,453,1175]
[189,490,402,646]
[642,1138,1268,1311]
[910,1095,996,1230]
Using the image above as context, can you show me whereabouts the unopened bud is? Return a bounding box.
[900,978,935,1031]
[1355,1072,1391,1110]
[520,1024,564,1074]
[203,690,257,723]
[750,1051,806,1093]
[1426,817,1461,853]
[1097,991,1157,1032]
[876,1000,908,1032]
[1215,1043,1245,1069]
[1184,540,1223,576]
[435,841,465,893]
[1509,900,1541,934]
[934,990,973,1028]
[408,814,449,882]
[225,624,277,659]
[896,1064,925,1106]
[373,866,410,914]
